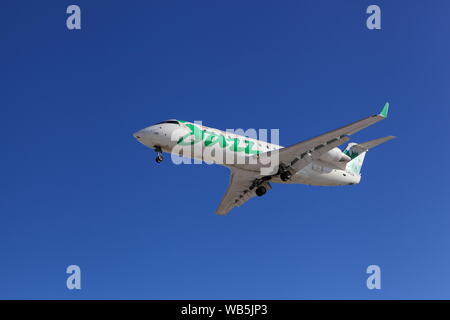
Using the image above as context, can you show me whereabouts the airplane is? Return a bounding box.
[133,103,394,215]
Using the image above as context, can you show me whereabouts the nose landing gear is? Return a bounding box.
[154,146,163,163]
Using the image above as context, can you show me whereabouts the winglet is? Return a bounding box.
[379,102,389,118]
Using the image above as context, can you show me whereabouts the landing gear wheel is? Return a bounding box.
[154,146,163,163]
[280,171,292,182]
[155,154,163,163]
[255,186,267,197]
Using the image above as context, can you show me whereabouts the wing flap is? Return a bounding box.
[215,168,260,215]
[287,135,350,173]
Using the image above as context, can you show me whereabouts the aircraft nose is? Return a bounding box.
[133,129,146,140]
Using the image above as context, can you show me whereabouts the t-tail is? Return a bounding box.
[343,136,395,175]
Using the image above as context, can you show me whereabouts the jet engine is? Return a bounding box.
[319,147,351,163]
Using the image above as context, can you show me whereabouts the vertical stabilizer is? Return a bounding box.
[344,143,367,175]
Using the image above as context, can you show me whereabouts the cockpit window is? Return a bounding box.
[154,120,180,125]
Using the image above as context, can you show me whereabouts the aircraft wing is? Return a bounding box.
[215,167,263,215]
[240,103,390,174]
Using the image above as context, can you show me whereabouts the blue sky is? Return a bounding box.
[1,0,450,299]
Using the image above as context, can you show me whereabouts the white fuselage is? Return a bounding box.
[133,121,361,186]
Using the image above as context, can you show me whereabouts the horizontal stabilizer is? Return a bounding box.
[356,135,396,152]
[339,136,395,171]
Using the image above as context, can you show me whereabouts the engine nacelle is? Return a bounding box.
[319,147,351,163]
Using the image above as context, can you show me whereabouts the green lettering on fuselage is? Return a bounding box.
[177,123,204,145]
[176,122,261,155]
[204,132,228,148]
